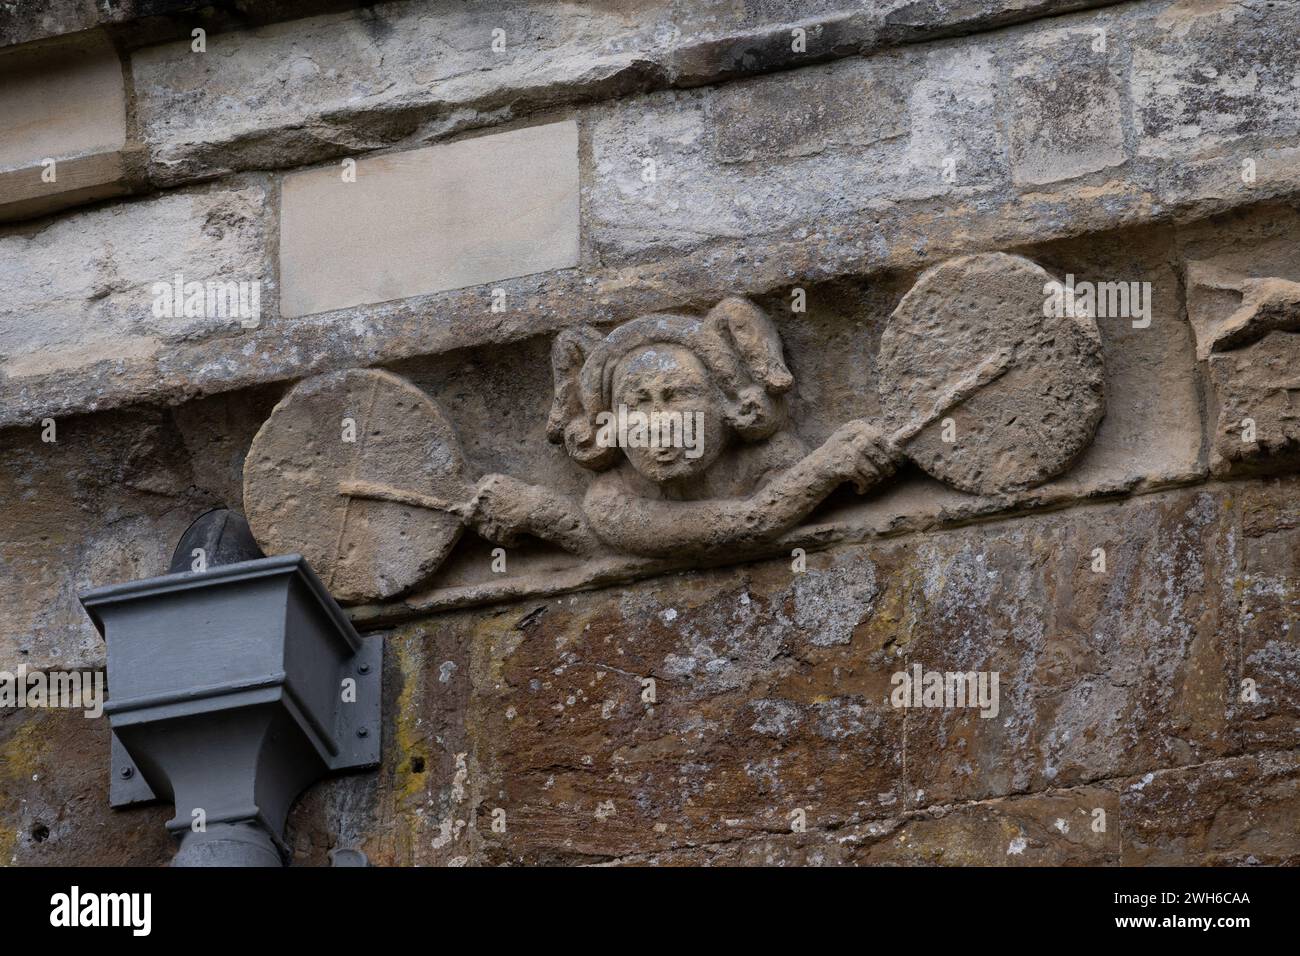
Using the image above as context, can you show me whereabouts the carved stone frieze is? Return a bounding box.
[243,253,1107,603]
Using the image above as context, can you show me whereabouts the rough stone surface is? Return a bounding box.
[6,479,1297,865]
[0,181,271,388]
[879,253,1105,494]
[0,0,366,50]
[5,0,1298,428]
[244,369,471,602]
[0,218,1215,665]
[127,0,1122,186]
[244,260,1111,603]
[1132,0,1300,161]
[0,393,279,670]
[1207,332,1300,476]
[279,121,579,317]
[1181,219,1300,476]
[1007,26,1124,186]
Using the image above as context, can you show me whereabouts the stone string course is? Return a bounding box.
[3,0,1296,427]
[0,0,1297,866]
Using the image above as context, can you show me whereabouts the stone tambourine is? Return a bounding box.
[243,368,472,603]
[879,253,1106,495]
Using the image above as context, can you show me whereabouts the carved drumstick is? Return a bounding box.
[887,346,1014,449]
[335,479,476,519]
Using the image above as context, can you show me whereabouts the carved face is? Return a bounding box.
[609,344,727,483]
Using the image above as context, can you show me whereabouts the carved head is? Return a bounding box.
[546,297,794,482]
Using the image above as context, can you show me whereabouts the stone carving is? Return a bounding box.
[881,254,1104,494]
[243,253,1106,602]
[1187,271,1300,476]
[242,369,472,603]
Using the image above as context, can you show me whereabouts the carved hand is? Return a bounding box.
[817,420,898,493]
[468,473,535,546]
[468,473,600,555]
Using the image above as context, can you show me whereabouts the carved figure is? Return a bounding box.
[243,253,1105,602]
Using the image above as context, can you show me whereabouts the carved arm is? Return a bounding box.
[581,421,897,557]
[467,474,603,555]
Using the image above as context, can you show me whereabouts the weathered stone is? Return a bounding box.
[900,489,1244,807]
[1132,0,1300,162]
[243,369,472,603]
[585,39,1004,266]
[1198,277,1300,358]
[1008,26,1124,186]
[0,390,278,671]
[879,253,1105,494]
[345,225,1203,622]
[348,480,1293,864]
[708,64,908,164]
[279,121,579,317]
[615,785,1122,865]
[1234,480,1300,755]
[0,703,174,866]
[5,465,1296,866]
[1120,751,1300,865]
[1,218,1213,667]
[0,32,134,221]
[0,181,271,389]
[459,483,1293,864]
[1208,332,1300,476]
[0,0,363,51]
[127,0,1120,187]
[0,33,124,171]
[1182,238,1300,476]
[247,269,1110,603]
[3,2,1300,427]
[2,0,1299,873]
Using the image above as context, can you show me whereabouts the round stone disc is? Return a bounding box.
[243,368,472,603]
[878,253,1105,495]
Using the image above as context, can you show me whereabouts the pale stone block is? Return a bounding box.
[0,184,269,382]
[0,32,125,170]
[279,121,580,317]
[1133,0,1300,160]
[0,31,131,219]
[1008,30,1126,187]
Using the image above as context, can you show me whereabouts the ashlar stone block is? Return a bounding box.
[279,121,579,318]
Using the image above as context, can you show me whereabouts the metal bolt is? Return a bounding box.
[357,727,369,738]
[358,663,371,675]
[120,767,134,779]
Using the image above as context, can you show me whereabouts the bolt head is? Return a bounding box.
[357,727,369,738]
[120,767,134,779]
[358,663,371,675]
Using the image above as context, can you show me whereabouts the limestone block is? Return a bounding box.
[587,40,1003,264]
[243,369,472,602]
[879,253,1105,494]
[278,121,579,317]
[1208,332,1300,476]
[127,0,1117,186]
[1008,27,1125,186]
[347,480,1288,865]
[1133,0,1300,161]
[1183,245,1300,476]
[1120,751,1300,865]
[7,1,1300,426]
[0,183,270,386]
[0,32,135,221]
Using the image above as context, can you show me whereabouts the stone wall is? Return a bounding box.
[1,0,1297,866]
